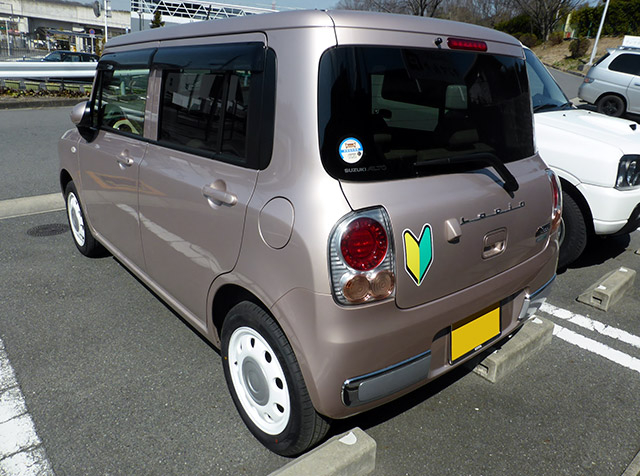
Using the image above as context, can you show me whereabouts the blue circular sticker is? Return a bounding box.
[339,138,364,164]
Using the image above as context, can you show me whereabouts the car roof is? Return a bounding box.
[106,9,519,50]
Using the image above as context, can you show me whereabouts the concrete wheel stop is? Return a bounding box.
[577,267,636,312]
[467,316,554,383]
[268,427,376,476]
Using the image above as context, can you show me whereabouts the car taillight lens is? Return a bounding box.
[546,169,562,233]
[329,208,395,305]
[340,217,388,271]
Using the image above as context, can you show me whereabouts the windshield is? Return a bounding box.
[318,45,534,182]
[524,48,571,113]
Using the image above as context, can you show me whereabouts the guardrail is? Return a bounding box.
[0,61,97,79]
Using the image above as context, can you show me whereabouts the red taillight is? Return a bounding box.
[447,38,488,52]
[546,169,563,232]
[340,217,388,271]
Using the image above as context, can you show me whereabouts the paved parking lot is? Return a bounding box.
[1,106,639,475]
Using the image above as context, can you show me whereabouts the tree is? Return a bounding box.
[150,10,165,28]
[441,0,518,27]
[336,0,446,16]
[509,0,583,41]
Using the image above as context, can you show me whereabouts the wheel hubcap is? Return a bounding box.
[67,192,86,247]
[228,326,290,435]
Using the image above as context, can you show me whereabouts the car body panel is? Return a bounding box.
[60,11,559,423]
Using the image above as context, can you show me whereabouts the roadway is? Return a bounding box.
[0,104,639,476]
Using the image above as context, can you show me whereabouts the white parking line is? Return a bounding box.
[0,194,65,220]
[541,302,640,350]
[552,325,640,374]
[0,339,54,476]
[540,302,640,376]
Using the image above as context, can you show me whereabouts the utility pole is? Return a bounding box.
[587,0,611,67]
[103,0,108,41]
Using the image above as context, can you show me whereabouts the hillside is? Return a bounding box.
[531,36,623,74]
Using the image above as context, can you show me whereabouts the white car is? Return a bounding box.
[526,48,640,267]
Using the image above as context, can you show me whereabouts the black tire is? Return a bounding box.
[596,94,625,117]
[64,181,107,258]
[221,302,329,456]
[558,191,588,269]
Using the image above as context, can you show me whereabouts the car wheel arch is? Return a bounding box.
[60,169,73,195]
[210,283,270,346]
[559,178,594,235]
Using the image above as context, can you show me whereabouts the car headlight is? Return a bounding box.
[616,155,640,189]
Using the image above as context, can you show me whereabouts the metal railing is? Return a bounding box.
[0,61,96,79]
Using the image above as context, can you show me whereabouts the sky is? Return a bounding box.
[104,0,339,13]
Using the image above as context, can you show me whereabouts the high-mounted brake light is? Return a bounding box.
[329,208,396,305]
[447,38,488,52]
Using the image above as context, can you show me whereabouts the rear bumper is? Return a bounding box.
[271,238,558,419]
[341,273,555,409]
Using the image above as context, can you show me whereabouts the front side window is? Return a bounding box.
[91,49,155,137]
[97,68,149,136]
[318,46,534,181]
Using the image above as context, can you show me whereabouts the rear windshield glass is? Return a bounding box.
[318,46,534,181]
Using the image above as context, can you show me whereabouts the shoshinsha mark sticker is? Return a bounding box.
[339,137,364,164]
[403,224,433,286]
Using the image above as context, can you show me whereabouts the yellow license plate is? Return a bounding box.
[451,306,501,362]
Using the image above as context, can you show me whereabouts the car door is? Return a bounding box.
[138,40,272,326]
[77,49,155,269]
[608,53,640,114]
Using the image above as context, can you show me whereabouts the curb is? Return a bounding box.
[268,428,376,476]
[0,97,81,110]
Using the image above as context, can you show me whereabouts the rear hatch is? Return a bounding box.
[341,161,551,309]
[318,42,553,309]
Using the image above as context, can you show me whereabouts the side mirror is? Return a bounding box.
[70,101,98,142]
[70,101,89,125]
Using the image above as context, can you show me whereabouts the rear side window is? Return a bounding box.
[93,49,154,137]
[154,43,272,168]
[318,46,534,181]
[609,53,640,75]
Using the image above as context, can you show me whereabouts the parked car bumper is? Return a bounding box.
[579,182,640,234]
[271,238,558,419]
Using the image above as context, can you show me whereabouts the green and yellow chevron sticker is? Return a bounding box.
[403,224,433,286]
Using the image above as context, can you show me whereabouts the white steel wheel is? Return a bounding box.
[221,302,330,456]
[227,326,291,435]
[67,191,86,247]
[64,181,106,258]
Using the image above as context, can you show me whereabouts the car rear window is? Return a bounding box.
[318,46,534,181]
[609,53,640,75]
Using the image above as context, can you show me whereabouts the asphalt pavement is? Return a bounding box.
[1,104,639,476]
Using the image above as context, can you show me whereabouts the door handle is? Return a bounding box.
[482,228,507,259]
[117,150,134,168]
[202,181,238,207]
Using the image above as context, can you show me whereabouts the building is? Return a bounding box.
[0,0,275,59]
[0,0,129,57]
